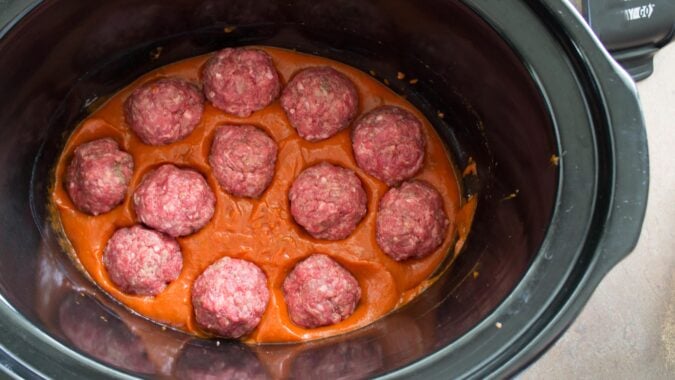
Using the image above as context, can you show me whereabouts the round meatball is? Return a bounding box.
[133,164,215,237]
[352,105,426,185]
[209,125,277,198]
[289,162,367,240]
[376,181,449,261]
[280,66,359,141]
[103,225,183,296]
[124,77,204,145]
[283,254,361,329]
[201,48,280,117]
[192,257,269,338]
[65,138,133,216]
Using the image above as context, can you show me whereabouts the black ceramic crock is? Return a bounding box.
[0,0,648,379]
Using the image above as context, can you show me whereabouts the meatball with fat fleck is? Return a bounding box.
[209,124,277,198]
[103,225,183,296]
[376,180,449,261]
[281,66,359,141]
[192,257,270,338]
[65,138,133,216]
[124,77,204,145]
[133,164,215,237]
[201,48,280,117]
[352,105,425,185]
[289,162,367,240]
[283,254,361,329]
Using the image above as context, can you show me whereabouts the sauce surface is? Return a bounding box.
[51,47,470,343]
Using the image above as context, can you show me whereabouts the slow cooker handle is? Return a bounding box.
[559,0,650,275]
[579,0,675,81]
[589,56,649,275]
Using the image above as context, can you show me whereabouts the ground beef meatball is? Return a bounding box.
[65,138,133,216]
[280,66,359,141]
[201,48,280,117]
[352,105,426,185]
[124,77,204,145]
[283,254,361,329]
[103,225,182,296]
[376,180,449,261]
[289,162,367,240]
[133,164,215,237]
[209,125,277,198]
[192,257,269,338]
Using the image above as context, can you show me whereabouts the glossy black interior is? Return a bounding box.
[0,0,557,378]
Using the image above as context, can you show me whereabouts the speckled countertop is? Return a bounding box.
[522,42,675,380]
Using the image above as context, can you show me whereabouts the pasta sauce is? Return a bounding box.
[51,47,475,343]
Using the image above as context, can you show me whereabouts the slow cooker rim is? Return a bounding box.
[381,0,596,375]
[381,0,648,379]
[0,0,648,379]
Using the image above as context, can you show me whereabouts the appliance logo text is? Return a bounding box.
[624,4,656,21]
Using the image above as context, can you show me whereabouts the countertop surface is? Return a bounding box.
[522,42,675,379]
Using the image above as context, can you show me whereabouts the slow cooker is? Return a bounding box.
[0,0,649,378]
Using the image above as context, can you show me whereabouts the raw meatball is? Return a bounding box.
[209,125,277,198]
[65,138,133,216]
[124,77,204,145]
[352,105,425,185]
[192,257,269,338]
[283,254,361,329]
[133,164,215,237]
[201,48,280,117]
[289,162,367,240]
[103,225,182,296]
[280,66,359,141]
[376,180,449,261]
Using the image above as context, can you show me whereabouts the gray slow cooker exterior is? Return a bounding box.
[0,0,648,379]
